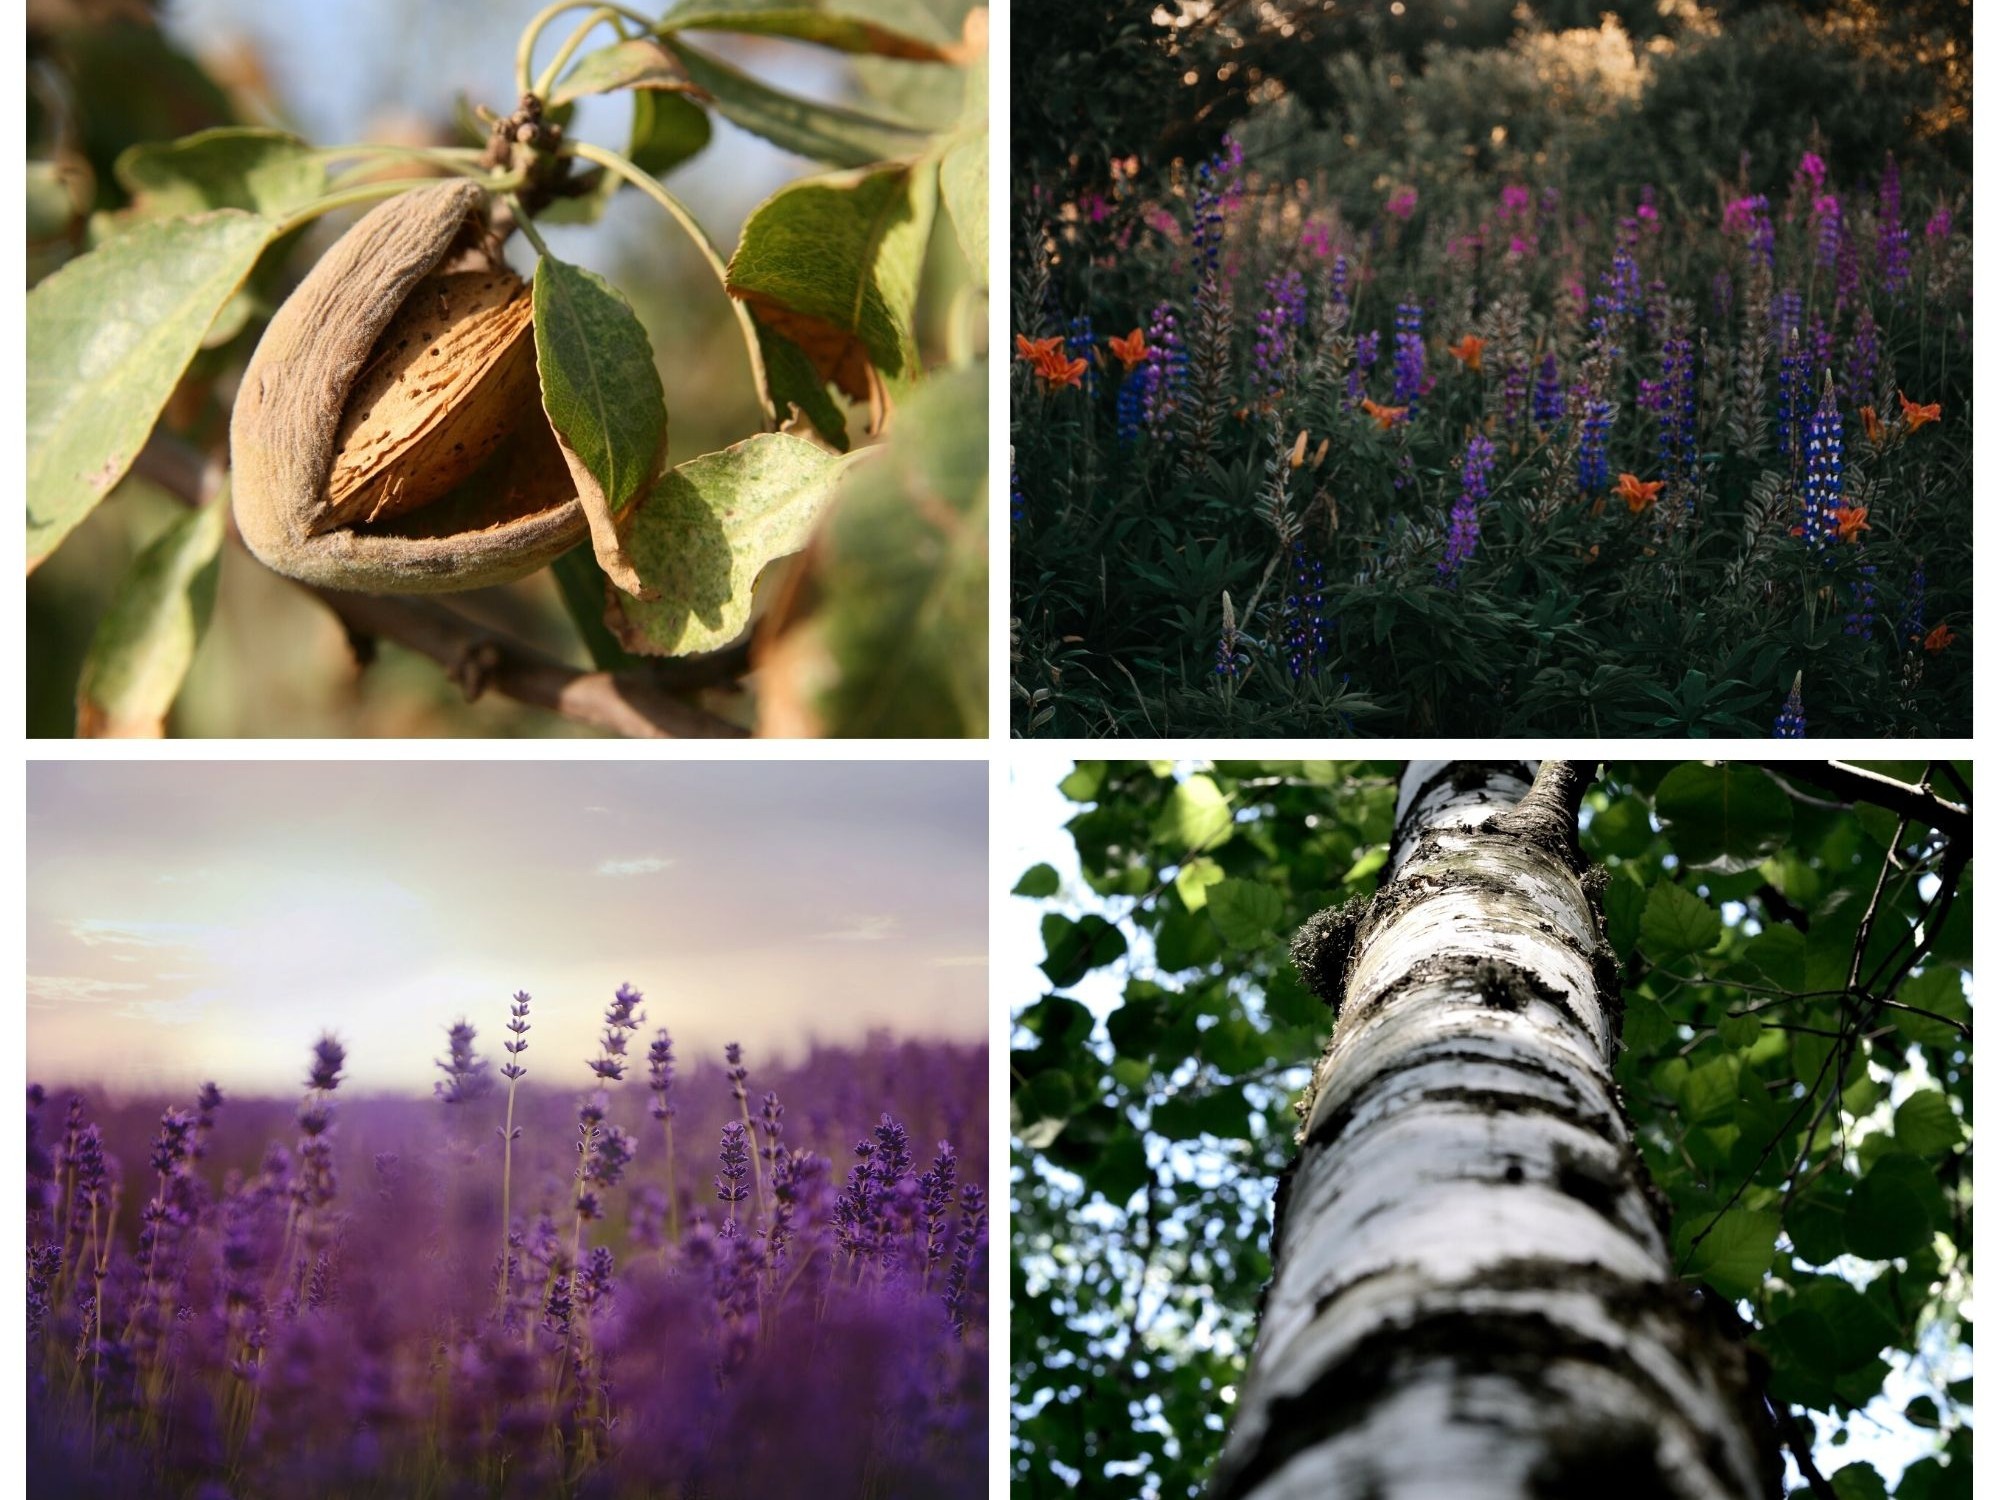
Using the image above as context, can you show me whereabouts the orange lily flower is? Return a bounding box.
[1107,327,1148,370]
[1615,473,1663,514]
[1899,391,1942,432]
[1360,398,1408,430]
[1040,354,1089,390]
[1859,405,1882,443]
[1924,622,1957,653]
[1015,333,1063,365]
[1833,506,1870,543]
[1446,334,1485,373]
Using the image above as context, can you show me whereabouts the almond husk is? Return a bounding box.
[231,179,586,593]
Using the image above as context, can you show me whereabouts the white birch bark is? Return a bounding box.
[1209,761,1774,1500]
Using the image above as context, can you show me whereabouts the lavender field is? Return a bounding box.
[27,989,988,1499]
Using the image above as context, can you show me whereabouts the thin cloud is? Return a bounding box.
[69,918,216,950]
[816,915,899,942]
[27,975,149,1006]
[929,955,988,968]
[597,855,676,877]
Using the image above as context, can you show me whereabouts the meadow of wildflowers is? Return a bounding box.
[28,990,987,1498]
[1011,135,1969,737]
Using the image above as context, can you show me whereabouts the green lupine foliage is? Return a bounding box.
[1011,761,1971,1500]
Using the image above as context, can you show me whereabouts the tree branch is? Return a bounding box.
[133,434,747,738]
[1757,761,1969,843]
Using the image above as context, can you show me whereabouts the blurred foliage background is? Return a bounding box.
[26,0,985,736]
[1015,0,1970,211]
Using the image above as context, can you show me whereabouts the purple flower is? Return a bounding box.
[1281,549,1329,679]
[1140,301,1186,437]
[1533,353,1565,431]
[1926,203,1953,243]
[586,983,645,1083]
[1385,185,1418,221]
[645,1029,675,1120]
[1879,152,1911,296]
[1656,334,1698,494]
[1776,330,1812,464]
[434,1019,492,1105]
[1813,194,1842,269]
[1251,271,1307,397]
[1439,434,1495,584]
[715,1122,751,1222]
[1578,399,1614,493]
[1845,563,1878,639]
[501,990,530,1082]
[1392,302,1425,407]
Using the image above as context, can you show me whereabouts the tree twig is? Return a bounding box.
[1757,761,1970,843]
[133,434,747,738]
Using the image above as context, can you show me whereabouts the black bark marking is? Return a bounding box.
[1528,1419,1680,1500]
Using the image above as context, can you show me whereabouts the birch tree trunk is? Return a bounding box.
[1209,761,1777,1500]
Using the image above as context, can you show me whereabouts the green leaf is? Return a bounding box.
[1889,967,1969,1049]
[935,56,986,283]
[726,160,934,403]
[1716,1011,1763,1050]
[1603,871,1645,958]
[629,89,714,176]
[550,550,651,671]
[532,252,667,515]
[611,432,848,656]
[1774,1279,1899,1373]
[74,496,226,737]
[1587,792,1655,858]
[1012,1068,1078,1149]
[1845,1153,1943,1259]
[1207,880,1283,950]
[1831,1462,1888,1500]
[664,38,931,168]
[757,366,984,735]
[1678,1207,1779,1299]
[114,127,324,218]
[1785,1173,1852,1265]
[1156,775,1233,851]
[755,323,850,449]
[27,209,273,567]
[1041,913,1126,987]
[1893,1090,1963,1156]
[1153,1088,1251,1143]
[1175,856,1225,912]
[1014,863,1060,898]
[1652,763,1793,872]
[1743,924,1805,990]
[657,0,956,60]
[1679,1056,1739,1126]
[551,39,698,104]
[1640,881,1721,959]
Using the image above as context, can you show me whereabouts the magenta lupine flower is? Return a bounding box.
[1438,434,1495,585]
[1926,203,1953,242]
[1792,150,1827,198]
[1385,185,1418,221]
[1499,183,1532,220]
[1724,194,1774,264]
[1801,378,1843,556]
[1774,673,1807,737]
[1299,220,1332,258]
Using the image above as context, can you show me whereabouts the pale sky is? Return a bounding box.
[28,760,987,1097]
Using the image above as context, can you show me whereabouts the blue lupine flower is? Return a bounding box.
[1065,314,1098,397]
[1533,353,1565,431]
[1578,399,1614,492]
[1845,562,1877,638]
[1801,378,1843,556]
[1774,674,1807,737]
[1282,549,1329,680]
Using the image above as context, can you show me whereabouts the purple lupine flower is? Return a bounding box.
[1391,302,1425,407]
[1592,241,1642,331]
[1281,549,1329,679]
[1065,314,1099,397]
[1657,333,1698,494]
[1845,562,1878,638]
[1500,360,1529,430]
[1533,353,1565,431]
[1769,286,1804,345]
[1140,301,1186,437]
[1898,563,1928,650]
[1439,434,1495,584]
[1330,253,1351,307]
[1843,306,1879,409]
[1190,159,1227,275]
[1725,193,1775,265]
[1801,378,1843,555]
[587,984,645,1082]
[501,991,530,1081]
[434,1019,492,1104]
[1813,194,1842,269]
[1348,329,1381,408]
[1711,269,1734,327]
[1879,152,1911,296]
[1835,228,1862,309]
[1578,399,1614,492]
[1774,674,1807,737]
[1251,270,1306,397]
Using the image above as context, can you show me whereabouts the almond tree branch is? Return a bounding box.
[133,434,747,739]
